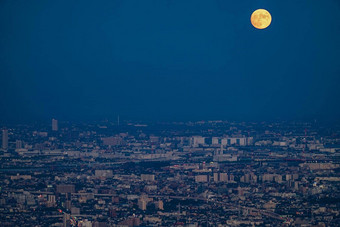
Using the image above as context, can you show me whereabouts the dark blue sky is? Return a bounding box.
[1,0,339,122]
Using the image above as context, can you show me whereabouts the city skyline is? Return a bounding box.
[0,1,339,226]
[0,120,339,226]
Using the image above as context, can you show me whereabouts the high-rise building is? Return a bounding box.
[138,199,147,210]
[47,195,56,207]
[48,195,56,204]
[214,173,228,182]
[220,173,229,182]
[213,172,219,182]
[16,140,22,149]
[52,119,58,131]
[191,136,205,147]
[2,129,8,150]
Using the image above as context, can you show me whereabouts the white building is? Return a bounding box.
[191,136,205,147]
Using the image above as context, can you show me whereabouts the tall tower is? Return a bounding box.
[52,119,58,131]
[2,129,8,150]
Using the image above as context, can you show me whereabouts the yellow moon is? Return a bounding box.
[251,9,272,29]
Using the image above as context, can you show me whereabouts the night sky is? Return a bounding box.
[1,0,339,122]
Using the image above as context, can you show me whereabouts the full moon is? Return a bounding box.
[251,9,272,29]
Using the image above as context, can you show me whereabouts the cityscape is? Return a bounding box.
[1,0,340,226]
[1,119,339,226]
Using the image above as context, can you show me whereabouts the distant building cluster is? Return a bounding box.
[0,120,339,226]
